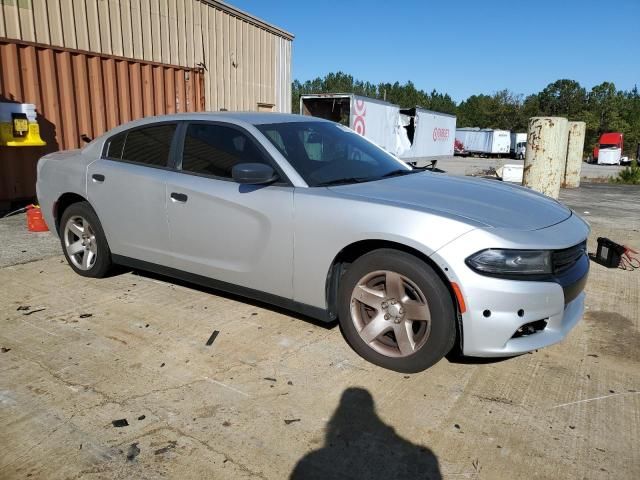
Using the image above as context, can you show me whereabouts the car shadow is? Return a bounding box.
[290,387,442,480]
[445,349,524,365]
[123,267,337,329]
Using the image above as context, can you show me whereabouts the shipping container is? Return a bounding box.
[0,39,205,204]
[455,128,511,156]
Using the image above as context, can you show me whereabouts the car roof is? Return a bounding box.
[81,112,331,157]
[128,111,328,127]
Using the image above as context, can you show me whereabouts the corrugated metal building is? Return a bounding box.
[0,0,293,205]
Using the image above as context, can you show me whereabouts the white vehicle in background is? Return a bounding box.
[597,148,623,165]
[455,128,511,157]
[510,132,527,159]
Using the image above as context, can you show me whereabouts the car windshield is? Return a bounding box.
[256,121,413,186]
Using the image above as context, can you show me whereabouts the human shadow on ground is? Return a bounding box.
[290,387,442,480]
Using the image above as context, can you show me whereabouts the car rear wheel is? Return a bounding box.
[338,249,456,372]
[60,202,112,278]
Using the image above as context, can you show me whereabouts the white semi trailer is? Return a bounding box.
[398,107,456,160]
[300,94,457,160]
[455,128,511,157]
[300,94,406,155]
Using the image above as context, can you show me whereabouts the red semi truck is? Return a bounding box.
[593,132,624,164]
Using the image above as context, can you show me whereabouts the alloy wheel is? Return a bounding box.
[350,270,431,358]
[64,215,98,271]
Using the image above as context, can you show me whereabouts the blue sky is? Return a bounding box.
[231,0,640,102]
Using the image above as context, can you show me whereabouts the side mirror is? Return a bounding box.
[231,163,278,184]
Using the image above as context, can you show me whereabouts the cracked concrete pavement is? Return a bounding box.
[0,183,638,479]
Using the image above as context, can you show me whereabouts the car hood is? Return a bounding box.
[328,172,572,230]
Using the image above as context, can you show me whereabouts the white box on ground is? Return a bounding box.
[497,164,524,183]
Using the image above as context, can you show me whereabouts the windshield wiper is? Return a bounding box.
[377,169,418,179]
[314,177,371,187]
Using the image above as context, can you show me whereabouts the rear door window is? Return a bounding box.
[105,132,126,159]
[119,124,177,167]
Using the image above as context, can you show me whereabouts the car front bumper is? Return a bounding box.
[431,212,590,357]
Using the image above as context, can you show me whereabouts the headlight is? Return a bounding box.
[466,249,552,275]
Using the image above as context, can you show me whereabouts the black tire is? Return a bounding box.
[338,249,456,373]
[59,201,112,278]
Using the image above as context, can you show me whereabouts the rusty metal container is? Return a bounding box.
[522,117,569,199]
[562,121,586,188]
[0,39,205,204]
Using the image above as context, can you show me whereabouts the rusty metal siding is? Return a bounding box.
[0,0,293,113]
[0,39,205,202]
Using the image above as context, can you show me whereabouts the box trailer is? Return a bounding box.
[510,132,527,159]
[300,94,406,155]
[455,128,511,156]
[398,107,456,160]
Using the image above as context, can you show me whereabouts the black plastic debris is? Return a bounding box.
[160,363,165,368]
[206,330,220,346]
[287,381,293,386]
[126,442,141,461]
[23,308,46,316]
[112,419,129,428]
[284,418,300,425]
[79,313,93,319]
[263,377,277,382]
[138,415,146,421]
[1,347,10,353]
[154,441,177,455]
[454,424,461,429]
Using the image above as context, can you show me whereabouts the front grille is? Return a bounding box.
[552,241,587,274]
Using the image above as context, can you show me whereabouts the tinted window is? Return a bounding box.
[105,132,126,159]
[181,123,268,178]
[257,121,412,186]
[121,124,176,167]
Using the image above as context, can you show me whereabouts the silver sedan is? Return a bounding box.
[37,113,589,372]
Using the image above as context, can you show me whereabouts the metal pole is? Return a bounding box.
[522,117,569,199]
[562,121,586,188]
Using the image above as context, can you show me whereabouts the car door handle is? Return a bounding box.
[92,174,105,183]
[170,192,188,203]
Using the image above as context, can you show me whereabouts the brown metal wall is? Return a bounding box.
[0,0,293,113]
[0,39,205,203]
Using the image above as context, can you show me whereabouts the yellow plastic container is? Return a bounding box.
[0,122,46,147]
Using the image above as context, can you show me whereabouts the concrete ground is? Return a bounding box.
[421,156,625,182]
[1,183,639,480]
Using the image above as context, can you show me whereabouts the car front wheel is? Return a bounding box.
[60,201,112,278]
[338,249,456,373]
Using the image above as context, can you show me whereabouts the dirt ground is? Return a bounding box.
[0,183,638,479]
